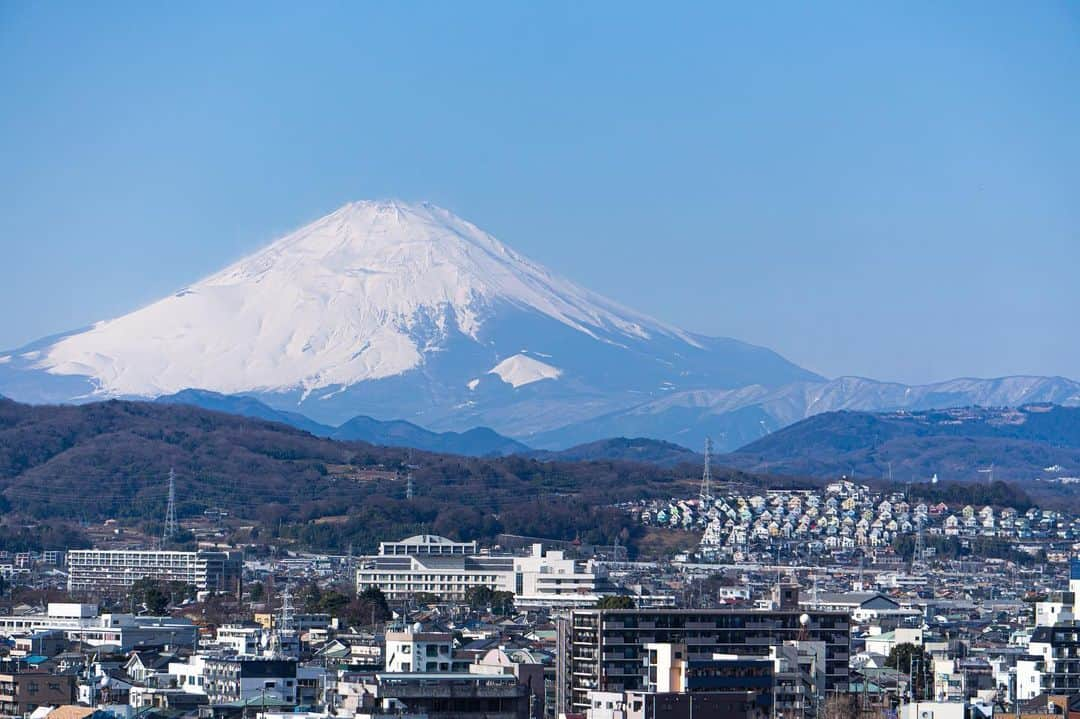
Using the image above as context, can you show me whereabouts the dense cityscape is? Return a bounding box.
[4,4,1077,719]
[2,457,1080,719]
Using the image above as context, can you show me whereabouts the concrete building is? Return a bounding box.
[379,535,479,556]
[1020,625,1080,697]
[638,641,822,719]
[556,599,849,715]
[622,691,766,719]
[357,535,513,601]
[0,603,197,651]
[357,535,614,606]
[363,672,531,719]
[512,545,616,609]
[471,647,546,719]
[385,625,455,673]
[66,549,241,594]
[216,624,265,656]
[201,657,298,705]
[0,663,75,716]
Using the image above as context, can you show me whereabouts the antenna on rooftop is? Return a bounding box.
[700,437,714,506]
[162,467,178,544]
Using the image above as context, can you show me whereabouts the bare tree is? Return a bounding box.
[820,694,858,719]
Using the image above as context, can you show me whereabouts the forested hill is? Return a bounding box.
[0,398,740,555]
[722,404,1080,482]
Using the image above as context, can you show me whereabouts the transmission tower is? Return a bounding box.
[913,514,926,570]
[699,437,714,506]
[162,467,178,544]
[279,583,294,632]
[406,473,414,501]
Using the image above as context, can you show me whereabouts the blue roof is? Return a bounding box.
[1071,559,1080,580]
[23,655,49,664]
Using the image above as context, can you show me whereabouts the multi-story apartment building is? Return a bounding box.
[66,549,241,594]
[202,657,298,705]
[556,596,849,715]
[356,535,615,606]
[0,663,75,717]
[1019,626,1080,697]
[1013,565,1080,700]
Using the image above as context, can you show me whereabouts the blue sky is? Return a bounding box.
[1,1,1077,384]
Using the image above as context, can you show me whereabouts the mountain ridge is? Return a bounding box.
[155,389,529,456]
[1,199,1076,447]
[720,404,1080,481]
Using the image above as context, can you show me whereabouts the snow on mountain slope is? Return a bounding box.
[527,375,1080,450]
[488,354,562,388]
[36,201,698,398]
[7,199,1073,451]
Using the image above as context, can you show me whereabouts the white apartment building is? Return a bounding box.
[384,625,455,672]
[67,549,241,594]
[216,624,265,656]
[356,535,614,606]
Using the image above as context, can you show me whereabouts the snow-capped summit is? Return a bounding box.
[39,201,694,398]
[15,200,1071,450]
[4,200,818,433]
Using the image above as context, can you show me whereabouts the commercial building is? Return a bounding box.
[66,549,241,594]
[356,535,614,606]
[556,590,849,715]
[0,603,197,652]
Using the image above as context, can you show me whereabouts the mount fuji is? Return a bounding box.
[0,201,818,438]
[3,200,1078,451]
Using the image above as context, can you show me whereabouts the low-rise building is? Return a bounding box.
[0,603,197,651]
[385,625,455,673]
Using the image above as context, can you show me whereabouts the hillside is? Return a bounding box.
[723,404,1080,482]
[156,390,529,456]
[528,437,701,467]
[0,398,722,555]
